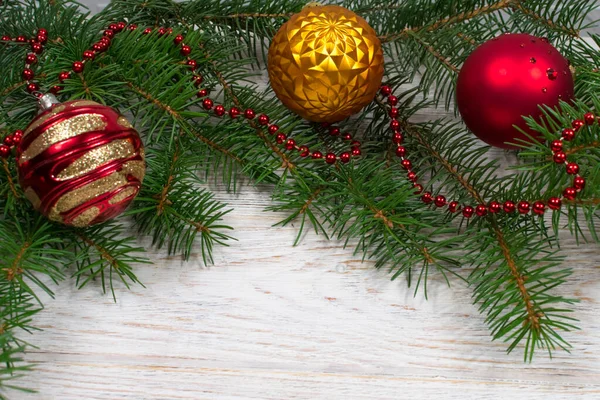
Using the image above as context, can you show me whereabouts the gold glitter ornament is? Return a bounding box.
[268,4,384,123]
[16,96,146,227]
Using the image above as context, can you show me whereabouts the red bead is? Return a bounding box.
[285,139,296,151]
[565,162,579,175]
[258,114,269,126]
[388,95,398,106]
[389,108,399,119]
[244,109,256,119]
[340,152,351,163]
[548,197,562,210]
[104,29,115,38]
[158,27,167,36]
[312,151,323,159]
[26,82,39,93]
[38,29,48,36]
[584,112,595,125]
[299,146,310,157]
[229,107,240,118]
[93,42,106,52]
[503,200,516,213]
[0,144,10,158]
[434,195,447,207]
[116,22,127,31]
[395,146,406,158]
[128,24,138,31]
[532,201,546,215]
[31,42,43,54]
[390,119,400,131]
[329,127,340,136]
[109,23,119,31]
[58,71,71,82]
[553,151,566,164]
[413,184,423,194]
[22,68,34,80]
[268,125,279,135]
[186,59,197,70]
[462,206,475,218]
[36,34,48,45]
[214,105,225,117]
[202,98,213,110]
[407,171,417,182]
[517,201,531,214]
[72,61,84,73]
[550,140,563,152]
[13,130,23,139]
[16,36,27,43]
[351,140,361,148]
[573,176,585,190]
[197,89,208,98]
[100,36,111,45]
[572,119,584,131]
[325,153,336,164]
[49,85,62,94]
[489,201,501,213]
[421,192,433,204]
[392,132,403,144]
[25,53,38,64]
[475,204,488,217]
[351,148,362,157]
[448,201,460,213]
[143,28,152,35]
[3,136,13,146]
[83,50,96,60]
[10,134,21,146]
[276,133,287,144]
[563,187,577,200]
[193,75,203,86]
[180,45,192,56]
[1,36,11,42]
[342,133,352,141]
[401,159,412,170]
[380,85,392,96]
[561,128,575,141]
[174,34,184,45]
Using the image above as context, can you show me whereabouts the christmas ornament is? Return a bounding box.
[456,33,574,149]
[16,95,145,227]
[267,4,384,123]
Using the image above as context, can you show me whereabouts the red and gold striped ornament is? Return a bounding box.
[16,96,145,227]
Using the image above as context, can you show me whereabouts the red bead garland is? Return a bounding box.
[378,85,590,219]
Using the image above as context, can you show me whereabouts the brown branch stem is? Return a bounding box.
[2,159,20,199]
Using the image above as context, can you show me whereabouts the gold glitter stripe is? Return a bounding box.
[117,116,133,128]
[71,207,100,228]
[24,188,41,210]
[108,186,138,205]
[55,139,136,181]
[122,160,146,182]
[20,114,107,163]
[24,105,66,138]
[69,100,100,108]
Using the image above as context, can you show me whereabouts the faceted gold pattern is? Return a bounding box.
[268,5,384,123]
[20,114,107,163]
[56,139,136,181]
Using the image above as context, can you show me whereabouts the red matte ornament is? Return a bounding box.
[456,33,574,149]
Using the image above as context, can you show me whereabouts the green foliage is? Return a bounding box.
[0,0,599,395]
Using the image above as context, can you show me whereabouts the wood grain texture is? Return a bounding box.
[17,3,600,399]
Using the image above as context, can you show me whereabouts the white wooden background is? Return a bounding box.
[16,2,600,399]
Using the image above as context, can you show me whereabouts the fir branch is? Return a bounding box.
[1,160,19,201]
